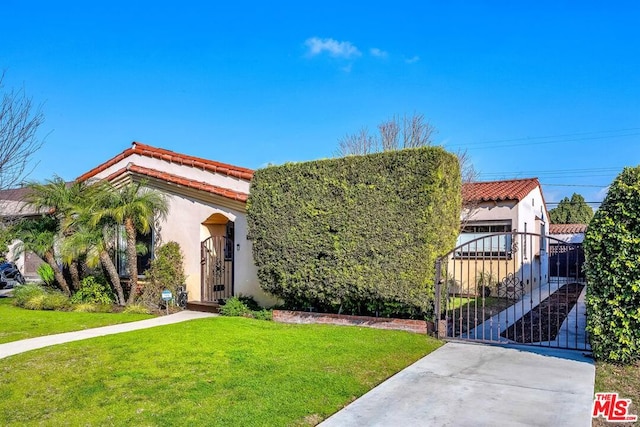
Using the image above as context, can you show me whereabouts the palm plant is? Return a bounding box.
[13,215,71,295]
[61,224,126,305]
[25,176,96,290]
[91,181,168,304]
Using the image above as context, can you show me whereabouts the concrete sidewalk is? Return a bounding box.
[320,342,595,427]
[0,310,217,360]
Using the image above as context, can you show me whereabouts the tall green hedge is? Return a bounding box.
[584,166,640,363]
[247,147,461,317]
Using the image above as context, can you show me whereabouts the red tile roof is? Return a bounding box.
[77,142,254,182]
[549,223,587,234]
[105,164,249,202]
[462,178,541,203]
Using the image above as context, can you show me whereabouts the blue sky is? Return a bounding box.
[2,1,639,207]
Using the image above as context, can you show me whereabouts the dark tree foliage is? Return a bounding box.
[584,166,640,363]
[549,193,593,224]
[247,147,461,318]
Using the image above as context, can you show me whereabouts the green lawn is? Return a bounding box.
[0,316,441,426]
[593,361,640,426]
[0,297,154,344]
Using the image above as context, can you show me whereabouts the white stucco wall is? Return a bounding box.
[462,200,518,226]
[516,186,548,234]
[157,192,277,307]
[87,151,279,307]
[549,233,584,244]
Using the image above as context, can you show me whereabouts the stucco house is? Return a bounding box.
[447,178,550,296]
[76,142,276,307]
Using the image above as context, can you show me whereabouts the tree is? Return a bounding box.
[24,176,94,290]
[13,215,71,295]
[549,193,594,224]
[92,181,168,304]
[335,113,437,156]
[61,223,126,306]
[335,113,478,224]
[0,72,45,191]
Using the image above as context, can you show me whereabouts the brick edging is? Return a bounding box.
[272,310,432,334]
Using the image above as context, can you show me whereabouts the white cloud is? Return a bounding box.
[370,47,388,58]
[305,37,361,59]
[405,55,420,64]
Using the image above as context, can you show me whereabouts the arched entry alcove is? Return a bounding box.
[201,213,234,303]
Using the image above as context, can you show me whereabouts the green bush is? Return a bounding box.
[237,294,261,311]
[252,309,273,321]
[70,276,115,305]
[219,297,251,317]
[584,166,640,363]
[142,242,186,308]
[36,264,55,287]
[123,304,151,315]
[219,297,272,320]
[72,303,114,313]
[13,284,47,307]
[14,284,69,311]
[247,147,461,317]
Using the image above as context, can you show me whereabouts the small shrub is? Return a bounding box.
[14,283,71,311]
[219,297,251,317]
[23,294,46,310]
[142,242,186,309]
[123,304,151,315]
[13,284,46,307]
[41,292,70,310]
[37,264,55,287]
[73,303,114,313]
[70,276,115,305]
[252,309,273,321]
[237,294,261,311]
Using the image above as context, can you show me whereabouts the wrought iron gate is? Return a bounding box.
[434,232,589,351]
[201,236,234,302]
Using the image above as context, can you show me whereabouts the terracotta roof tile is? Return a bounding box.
[462,178,541,203]
[105,164,249,203]
[549,223,587,234]
[77,142,254,182]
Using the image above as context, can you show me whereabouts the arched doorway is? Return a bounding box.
[201,213,234,302]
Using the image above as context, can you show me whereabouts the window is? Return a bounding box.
[224,221,234,261]
[456,221,512,258]
[116,226,154,277]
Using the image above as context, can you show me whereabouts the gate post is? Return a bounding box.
[434,258,442,337]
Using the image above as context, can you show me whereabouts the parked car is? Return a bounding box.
[0,262,25,289]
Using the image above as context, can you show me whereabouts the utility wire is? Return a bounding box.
[444,127,640,149]
[541,183,608,187]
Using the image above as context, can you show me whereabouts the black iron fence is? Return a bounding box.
[434,232,589,351]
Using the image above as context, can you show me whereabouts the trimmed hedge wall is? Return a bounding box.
[247,147,461,317]
[584,166,640,363]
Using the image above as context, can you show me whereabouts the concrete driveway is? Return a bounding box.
[320,341,595,427]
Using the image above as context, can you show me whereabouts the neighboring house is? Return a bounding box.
[448,178,550,295]
[0,186,46,281]
[548,223,587,279]
[77,142,277,307]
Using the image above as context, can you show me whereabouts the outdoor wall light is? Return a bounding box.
[236,243,240,251]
